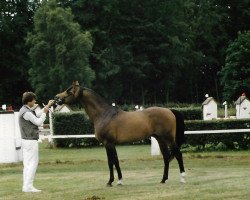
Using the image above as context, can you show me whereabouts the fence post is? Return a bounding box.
[151,137,160,156]
[49,107,54,143]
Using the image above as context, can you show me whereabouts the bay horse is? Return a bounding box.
[54,81,186,186]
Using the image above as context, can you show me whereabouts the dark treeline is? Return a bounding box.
[0,0,250,107]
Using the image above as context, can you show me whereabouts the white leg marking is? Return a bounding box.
[180,172,186,183]
[117,179,123,185]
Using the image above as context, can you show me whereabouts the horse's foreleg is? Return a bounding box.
[174,147,186,183]
[105,144,115,186]
[105,144,123,186]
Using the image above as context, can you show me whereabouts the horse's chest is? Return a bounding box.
[94,123,115,143]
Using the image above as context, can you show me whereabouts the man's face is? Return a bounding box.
[27,99,36,108]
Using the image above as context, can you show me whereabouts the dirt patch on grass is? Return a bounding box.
[39,159,104,166]
[84,196,105,200]
[189,154,250,160]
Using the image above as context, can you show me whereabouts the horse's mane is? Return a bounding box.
[83,87,120,120]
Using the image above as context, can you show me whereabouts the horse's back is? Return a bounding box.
[142,106,173,116]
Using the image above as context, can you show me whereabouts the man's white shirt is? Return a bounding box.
[23,106,46,126]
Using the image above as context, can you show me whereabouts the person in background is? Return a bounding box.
[19,92,54,192]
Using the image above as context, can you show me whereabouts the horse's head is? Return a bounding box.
[54,81,82,105]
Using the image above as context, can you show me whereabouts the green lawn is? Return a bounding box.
[0,144,250,200]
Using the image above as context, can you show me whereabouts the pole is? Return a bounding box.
[49,106,54,143]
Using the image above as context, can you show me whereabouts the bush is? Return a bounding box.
[185,119,250,150]
[119,105,202,120]
[172,107,202,120]
[52,112,98,148]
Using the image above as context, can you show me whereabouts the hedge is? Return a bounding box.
[185,119,250,150]
[172,107,202,120]
[52,111,250,149]
[52,111,98,148]
[119,105,202,120]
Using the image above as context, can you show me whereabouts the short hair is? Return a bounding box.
[22,92,36,105]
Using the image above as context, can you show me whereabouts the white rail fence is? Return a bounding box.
[39,129,250,156]
[39,128,250,140]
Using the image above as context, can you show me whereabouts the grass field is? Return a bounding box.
[0,144,250,200]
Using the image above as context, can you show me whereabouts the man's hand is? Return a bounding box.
[43,100,54,114]
[47,100,55,108]
[43,106,49,114]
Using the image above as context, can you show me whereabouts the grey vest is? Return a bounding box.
[19,105,39,140]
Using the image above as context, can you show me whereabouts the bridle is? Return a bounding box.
[54,85,83,105]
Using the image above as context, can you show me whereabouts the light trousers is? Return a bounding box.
[22,139,39,189]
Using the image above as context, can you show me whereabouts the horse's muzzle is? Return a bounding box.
[54,96,64,105]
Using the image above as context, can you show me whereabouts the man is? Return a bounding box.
[19,92,54,192]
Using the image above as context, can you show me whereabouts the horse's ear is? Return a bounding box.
[72,81,79,86]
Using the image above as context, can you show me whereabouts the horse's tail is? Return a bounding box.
[171,109,185,147]
[167,109,185,162]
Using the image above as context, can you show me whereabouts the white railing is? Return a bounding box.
[185,129,250,134]
[38,129,250,156]
[38,133,95,142]
[47,134,95,139]
[39,128,250,142]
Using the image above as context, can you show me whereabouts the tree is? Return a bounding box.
[0,0,40,107]
[64,0,198,104]
[223,0,250,39]
[191,0,231,102]
[220,31,250,101]
[26,0,95,102]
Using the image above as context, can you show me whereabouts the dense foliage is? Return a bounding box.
[26,0,95,102]
[220,30,250,101]
[0,0,250,107]
[0,0,40,106]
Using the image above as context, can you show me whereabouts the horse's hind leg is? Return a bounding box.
[113,147,123,185]
[154,136,171,183]
[105,143,123,186]
[174,146,186,183]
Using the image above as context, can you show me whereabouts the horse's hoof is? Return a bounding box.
[117,179,123,186]
[180,172,186,183]
[106,183,112,187]
[160,180,167,184]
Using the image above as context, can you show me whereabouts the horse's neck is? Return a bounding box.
[80,93,111,122]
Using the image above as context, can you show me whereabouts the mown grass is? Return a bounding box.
[0,144,250,200]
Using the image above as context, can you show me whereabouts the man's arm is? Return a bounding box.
[23,112,46,126]
[36,108,46,118]
[36,100,55,117]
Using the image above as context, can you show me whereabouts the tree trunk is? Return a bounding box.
[165,86,169,104]
[141,86,145,105]
[214,75,220,103]
[195,82,199,104]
